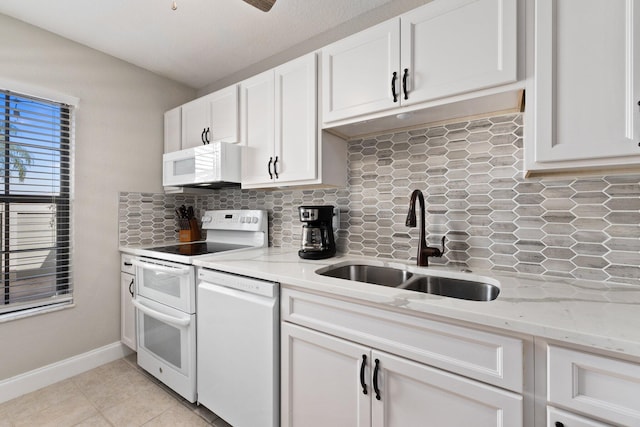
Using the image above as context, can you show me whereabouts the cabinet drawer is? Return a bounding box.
[548,345,640,426]
[282,288,523,392]
[121,254,135,275]
[547,407,610,427]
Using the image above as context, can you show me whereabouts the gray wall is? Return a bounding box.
[0,14,195,380]
[197,0,433,95]
[119,113,640,286]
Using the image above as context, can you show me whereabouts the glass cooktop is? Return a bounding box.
[145,242,251,257]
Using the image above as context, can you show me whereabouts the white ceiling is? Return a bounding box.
[0,0,405,90]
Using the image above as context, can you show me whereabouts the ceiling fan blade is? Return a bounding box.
[242,0,276,12]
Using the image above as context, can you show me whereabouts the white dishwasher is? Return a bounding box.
[197,268,279,427]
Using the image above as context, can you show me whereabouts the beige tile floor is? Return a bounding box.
[0,354,232,427]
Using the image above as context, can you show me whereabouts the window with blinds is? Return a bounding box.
[0,89,73,316]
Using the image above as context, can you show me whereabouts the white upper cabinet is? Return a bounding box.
[240,69,275,186]
[322,0,518,125]
[322,19,401,123]
[164,106,181,154]
[400,0,517,106]
[180,85,239,149]
[241,53,347,189]
[526,0,640,173]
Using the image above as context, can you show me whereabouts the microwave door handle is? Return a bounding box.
[131,259,192,275]
[132,299,191,327]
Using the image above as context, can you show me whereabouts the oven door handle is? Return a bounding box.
[132,299,191,327]
[131,259,192,275]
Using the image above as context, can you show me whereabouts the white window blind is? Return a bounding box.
[0,89,73,316]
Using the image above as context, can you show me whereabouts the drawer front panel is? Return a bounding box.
[548,345,640,426]
[282,288,523,392]
[547,407,611,427]
[121,254,135,275]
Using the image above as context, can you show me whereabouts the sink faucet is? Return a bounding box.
[405,189,446,267]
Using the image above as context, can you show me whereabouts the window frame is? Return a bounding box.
[0,88,74,318]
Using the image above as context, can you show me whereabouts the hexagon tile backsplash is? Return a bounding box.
[119,113,640,286]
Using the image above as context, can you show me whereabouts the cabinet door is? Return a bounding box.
[163,106,181,154]
[281,323,371,427]
[274,53,318,184]
[401,0,517,106]
[322,19,400,123]
[531,0,640,168]
[240,70,275,187]
[181,96,210,149]
[120,272,136,351]
[208,85,239,144]
[371,350,522,427]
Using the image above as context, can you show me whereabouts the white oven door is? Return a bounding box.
[132,257,195,313]
[133,295,196,402]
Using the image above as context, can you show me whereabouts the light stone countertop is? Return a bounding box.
[190,247,640,360]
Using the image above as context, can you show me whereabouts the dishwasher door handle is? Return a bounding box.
[132,298,191,327]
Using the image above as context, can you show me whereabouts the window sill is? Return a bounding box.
[0,301,75,323]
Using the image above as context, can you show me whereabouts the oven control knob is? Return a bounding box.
[252,217,258,224]
[202,215,212,224]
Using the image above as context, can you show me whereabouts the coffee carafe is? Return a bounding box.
[298,205,336,260]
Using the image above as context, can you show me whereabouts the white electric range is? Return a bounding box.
[124,209,267,403]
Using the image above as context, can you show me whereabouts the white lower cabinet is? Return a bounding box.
[120,254,136,351]
[281,288,525,427]
[282,322,522,427]
[546,345,640,426]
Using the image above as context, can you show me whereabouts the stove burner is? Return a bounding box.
[145,242,250,256]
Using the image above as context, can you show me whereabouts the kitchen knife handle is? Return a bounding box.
[273,156,279,179]
[402,68,409,100]
[391,72,398,103]
[201,128,207,145]
[268,157,273,179]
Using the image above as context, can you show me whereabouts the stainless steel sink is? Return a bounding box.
[316,264,413,287]
[398,276,499,302]
[316,263,499,302]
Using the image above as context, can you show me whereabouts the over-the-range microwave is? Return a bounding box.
[163,142,241,188]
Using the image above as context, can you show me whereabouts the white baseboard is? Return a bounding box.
[0,342,133,404]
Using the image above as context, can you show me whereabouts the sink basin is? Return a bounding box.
[316,262,499,302]
[398,276,500,302]
[317,264,413,287]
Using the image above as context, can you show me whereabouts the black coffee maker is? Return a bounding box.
[298,205,336,259]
